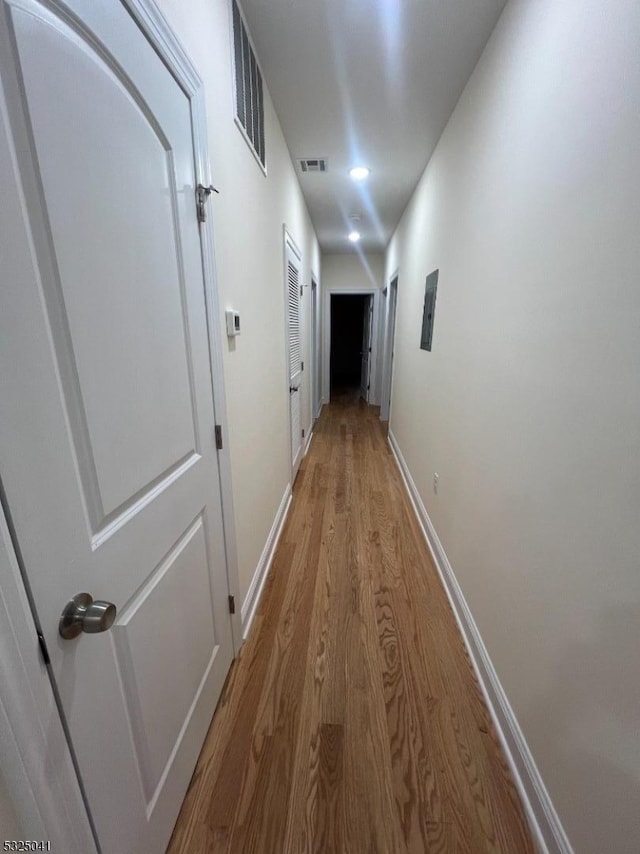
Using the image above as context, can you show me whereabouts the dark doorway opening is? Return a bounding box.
[330,294,371,401]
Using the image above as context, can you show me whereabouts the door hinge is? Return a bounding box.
[302,428,305,438]
[228,595,236,614]
[215,424,223,450]
[367,383,370,390]
[300,285,303,297]
[37,631,50,666]
[301,361,304,371]
[195,183,219,223]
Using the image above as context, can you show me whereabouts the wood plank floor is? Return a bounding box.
[168,394,534,853]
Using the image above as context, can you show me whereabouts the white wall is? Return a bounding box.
[322,252,385,293]
[155,0,320,604]
[321,253,385,404]
[385,1,640,852]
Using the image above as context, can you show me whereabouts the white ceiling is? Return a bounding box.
[239,0,507,253]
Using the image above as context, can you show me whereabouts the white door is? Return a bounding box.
[311,278,321,419]
[285,234,303,476]
[0,2,233,852]
[381,278,399,421]
[360,296,373,401]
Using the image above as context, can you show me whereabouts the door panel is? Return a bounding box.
[311,280,320,418]
[112,514,215,803]
[0,2,233,852]
[382,278,398,421]
[12,5,197,522]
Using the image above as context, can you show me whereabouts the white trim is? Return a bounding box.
[125,0,200,91]
[192,84,243,653]
[126,0,242,653]
[387,430,573,854]
[283,227,302,267]
[303,430,314,457]
[283,225,304,482]
[0,505,97,852]
[380,269,399,422]
[241,485,292,639]
[322,287,381,405]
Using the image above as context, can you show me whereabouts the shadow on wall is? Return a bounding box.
[529,601,640,854]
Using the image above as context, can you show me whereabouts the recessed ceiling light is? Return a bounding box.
[349,166,370,181]
[348,230,361,242]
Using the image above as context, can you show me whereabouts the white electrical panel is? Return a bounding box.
[225,310,241,336]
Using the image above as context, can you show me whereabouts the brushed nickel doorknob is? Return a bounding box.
[59,593,117,640]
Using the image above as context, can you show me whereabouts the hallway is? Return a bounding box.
[169,397,534,853]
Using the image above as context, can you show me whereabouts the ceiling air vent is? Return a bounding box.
[298,157,328,174]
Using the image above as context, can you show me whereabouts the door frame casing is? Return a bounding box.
[126,0,242,655]
[359,294,374,400]
[323,287,381,405]
[282,225,304,480]
[0,0,240,842]
[310,275,321,420]
[380,269,399,422]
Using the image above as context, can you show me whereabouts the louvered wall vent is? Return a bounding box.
[298,158,328,173]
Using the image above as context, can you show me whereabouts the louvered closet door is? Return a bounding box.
[285,238,303,477]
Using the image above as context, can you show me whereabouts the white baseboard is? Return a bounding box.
[241,484,292,640]
[303,429,314,457]
[388,430,573,854]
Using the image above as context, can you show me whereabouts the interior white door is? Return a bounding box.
[360,296,373,401]
[381,278,399,421]
[0,2,233,852]
[285,236,303,476]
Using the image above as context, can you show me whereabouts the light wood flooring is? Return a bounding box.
[168,393,534,853]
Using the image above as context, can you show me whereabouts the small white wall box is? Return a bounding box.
[225,310,241,336]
